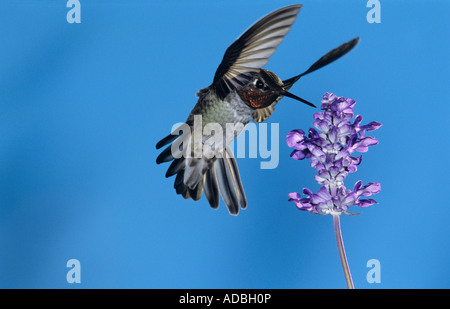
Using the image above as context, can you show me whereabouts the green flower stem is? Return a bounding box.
[333,214,354,289]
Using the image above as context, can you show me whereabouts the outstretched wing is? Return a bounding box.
[283,37,360,88]
[212,4,302,100]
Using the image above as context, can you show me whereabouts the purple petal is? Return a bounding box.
[341,192,356,206]
[334,158,344,169]
[313,119,330,133]
[360,182,381,196]
[350,155,362,165]
[336,147,351,160]
[345,98,356,109]
[296,202,314,212]
[345,134,358,153]
[286,129,305,148]
[314,161,326,172]
[339,124,355,136]
[315,186,332,201]
[345,155,362,173]
[361,121,383,132]
[353,180,363,192]
[353,137,379,152]
[288,192,301,201]
[335,170,348,182]
[308,128,320,139]
[308,144,325,158]
[328,127,338,143]
[357,198,378,207]
[313,112,325,121]
[302,187,314,197]
[353,115,363,127]
[321,93,338,109]
[315,170,330,185]
[290,149,308,160]
[328,166,340,178]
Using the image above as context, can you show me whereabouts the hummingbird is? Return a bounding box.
[156,4,359,215]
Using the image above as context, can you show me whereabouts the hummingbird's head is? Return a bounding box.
[237,69,316,109]
[237,69,283,109]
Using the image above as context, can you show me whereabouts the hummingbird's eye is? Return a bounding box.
[255,79,264,89]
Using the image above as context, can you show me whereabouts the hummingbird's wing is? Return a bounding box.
[212,4,302,100]
[253,37,360,123]
[283,37,360,88]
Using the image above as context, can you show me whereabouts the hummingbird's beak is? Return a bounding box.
[282,91,316,108]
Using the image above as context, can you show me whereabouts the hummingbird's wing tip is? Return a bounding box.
[212,5,303,99]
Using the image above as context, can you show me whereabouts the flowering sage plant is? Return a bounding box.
[286,92,382,288]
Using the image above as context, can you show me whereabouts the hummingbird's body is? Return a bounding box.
[156,4,359,215]
[174,87,253,210]
[191,87,254,135]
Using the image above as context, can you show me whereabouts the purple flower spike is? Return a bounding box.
[287,93,382,215]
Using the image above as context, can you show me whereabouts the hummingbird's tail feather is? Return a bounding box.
[184,157,210,189]
[215,158,240,215]
[157,133,247,215]
[156,132,180,150]
[225,147,247,209]
[165,158,184,178]
[213,148,247,215]
[156,134,187,164]
[188,182,203,201]
[173,167,203,202]
[203,167,220,209]
[156,145,174,164]
[174,169,187,195]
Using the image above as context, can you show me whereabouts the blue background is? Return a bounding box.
[0,0,448,289]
